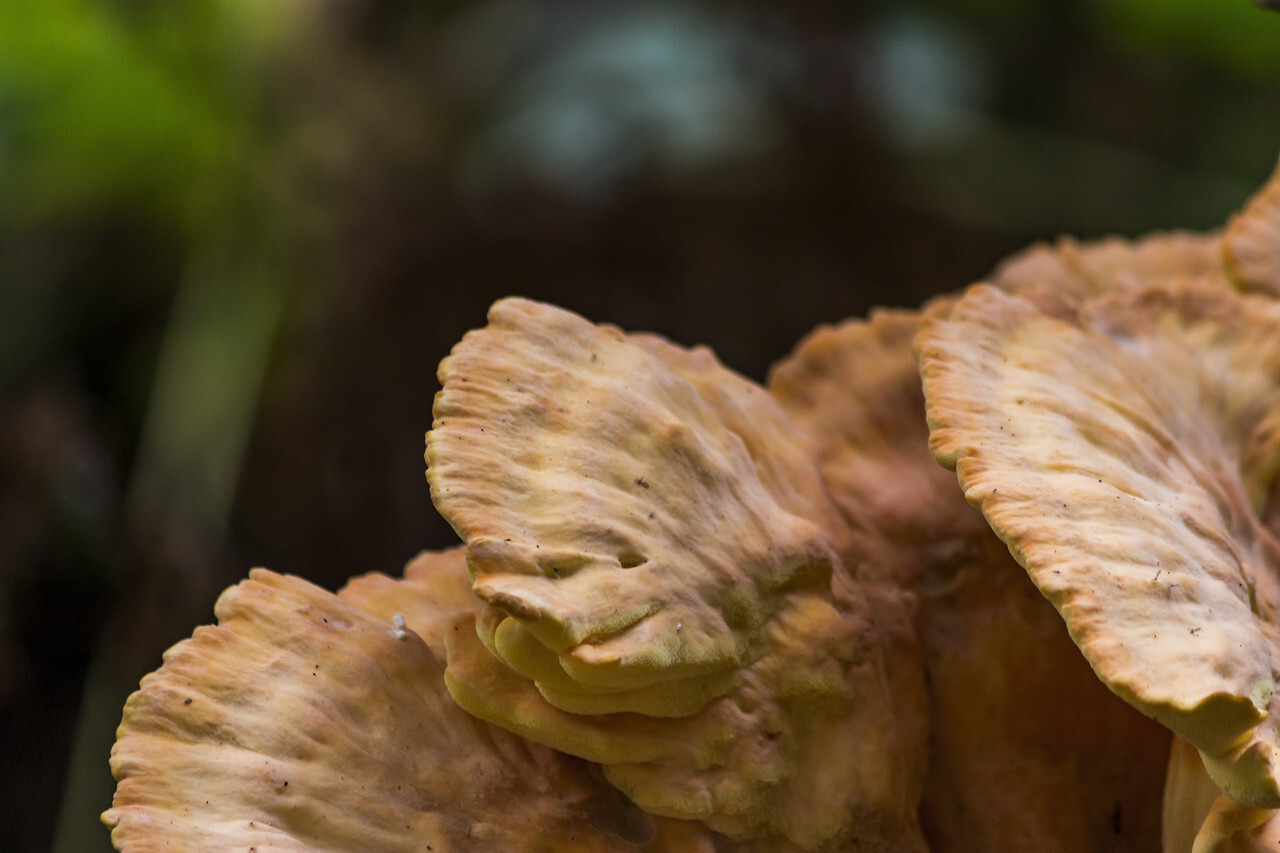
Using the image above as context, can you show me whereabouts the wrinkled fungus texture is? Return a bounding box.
[989,231,1227,306]
[105,148,1280,853]
[770,308,1168,852]
[1225,157,1280,298]
[426,298,839,702]
[426,298,928,851]
[1162,735,1280,853]
[339,547,477,659]
[919,280,1280,810]
[106,563,721,850]
[104,568,718,852]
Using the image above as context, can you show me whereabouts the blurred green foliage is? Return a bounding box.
[1090,0,1280,73]
[936,0,1280,73]
[0,5,298,849]
[1,0,239,226]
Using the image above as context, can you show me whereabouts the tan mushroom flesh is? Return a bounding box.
[919,280,1280,811]
[770,307,1170,851]
[989,231,1226,306]
[426,298,929,851]
[1225,156,1280,298]
[104,565,718,852]
[1161,734,1280,853]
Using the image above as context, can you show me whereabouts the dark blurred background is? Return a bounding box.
[1,1,1277,849]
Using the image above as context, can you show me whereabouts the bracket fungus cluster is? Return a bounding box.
[106,154,1280,852]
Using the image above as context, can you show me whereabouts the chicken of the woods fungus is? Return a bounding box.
[105,154,1280,853]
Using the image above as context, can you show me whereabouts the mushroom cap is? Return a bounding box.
[770,308,1169,851]
[1173,790,1280,853]
[425,298,929,850]
[1225,156,1280,298]
[1224,157,1280,545]
[442,588,922,852]
[339,547,477,659]
[1162,735,1280,853]
[628,332,855,564]
[427,298,838,708]
[104,567,717,852]
[1189,799,1280,853]
[768,309,970,574]
[984,153,1280,306]
[919,280,1280,808]
[990,231,1226,305]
